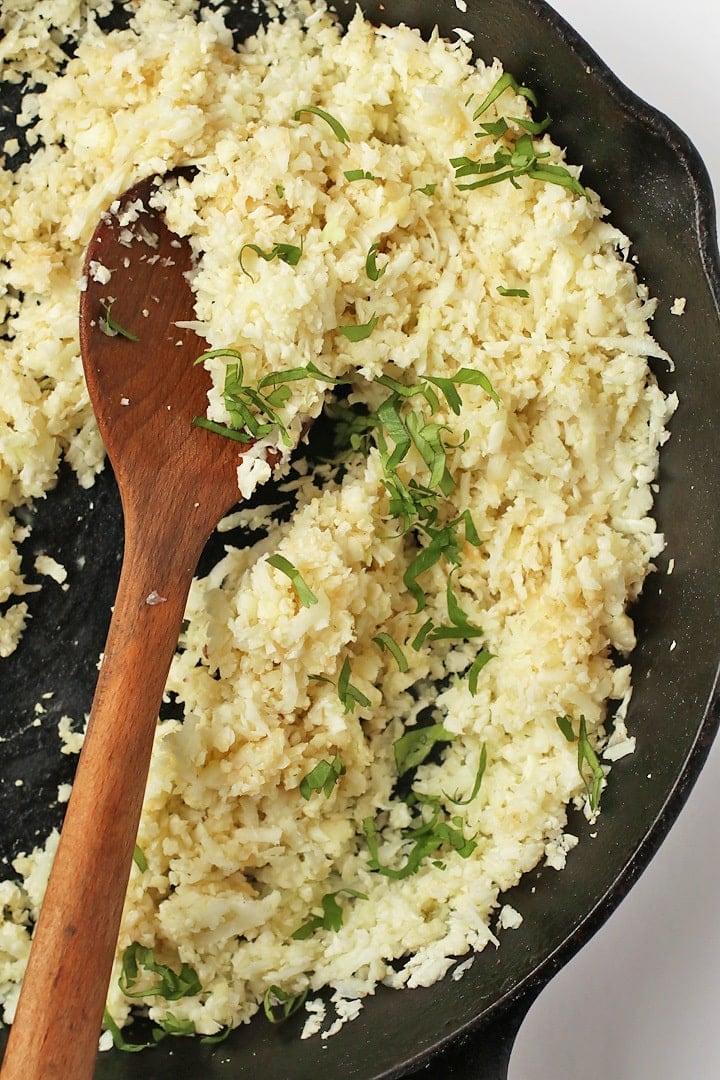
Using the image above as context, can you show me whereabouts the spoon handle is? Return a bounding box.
[1,510,202,1079]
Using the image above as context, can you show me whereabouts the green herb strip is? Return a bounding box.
[339,313,378,341]
[363,811,476,881]
[365,242,386,282]
[99,300,138,342]
[103,1009,153,1053]
[556,714,604,811]
[345,168,375,181]
[299,755,345,799]
[239,240,303,282]
[497,285,529,298]
[192,354,344,447]
[452,137,587,198]
[263,985,309,1024]
[394,723,455,776]
[292,888,368,940]
[132,844,148,873]
[266,554,318,608]
[118,943,202,1002]
[294,106,350,143]
[337,656,371,713]
[471,72,538,121]
[373,632,409,672]
[467,649,494,695]
[445,744,487,805]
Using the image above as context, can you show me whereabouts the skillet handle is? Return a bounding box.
[411,990,536,1079]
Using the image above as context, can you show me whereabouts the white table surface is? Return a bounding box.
[509,3,720,1079]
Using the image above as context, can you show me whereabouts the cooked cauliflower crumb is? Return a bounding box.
[0,0,674,1045]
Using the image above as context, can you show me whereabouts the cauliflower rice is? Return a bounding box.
[0,0,675,1046]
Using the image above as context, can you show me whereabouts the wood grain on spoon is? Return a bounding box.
[1,175,258,1079]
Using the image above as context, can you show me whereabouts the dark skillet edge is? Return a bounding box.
[522,0,720,309]
[392,1,720,1076]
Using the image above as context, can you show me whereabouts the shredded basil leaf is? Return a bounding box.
[497,285,529,298]
[99,300,138,342]
[339,313,378,341]
[266,554,318,607]
[132,844,148,873]
[102,1009,154,1053]
[373,631,409,672]
[337,656,371,713]
[445,744,487,805]
[471,72,538,120]
[363,811,476,880]
[365,242,386,282]
[155,1013,196,1038]
[411,618,435,651]
[299,755,345,799]
[292,888,368,940]
[118,943,201,1002]
[467,649,494,695]
[345,168,375,181]
[294,105,350,143]
[263,985,309,1024]
[239,240,303,281]
[556,714,604,811]
[415,182,436,195]
[394,724,455,776]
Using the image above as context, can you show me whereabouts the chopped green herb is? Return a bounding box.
[471,71,538,121]
[403,523,463,614]
[132,844,147,873]
[266,554,318,608]
[467,649,494,695]
[337,656,371,713]
[394,723,455,776]
[275,184,285,198]
[99,300,138,342]
[239,240,303,281]
[344,168,375,181]
[476,117,509,140]
[365,242,386,282]
[294,105,350,143]
[155,1013,196,1038]
[118,943,201,1002]
[556,714,605,811]
[415,183,437,195]
[445,744,487,805]
[292,888,368,940]
[263,985,309,1024]
[411,618,435,651]
[102,1009,153,1053]
[363,811,476,880]
[556,714,575,742]
[373,631,409,672]
[339,313,378,341]
[511,114,552,135]
[453,139,587,198]
[446,569,481,632]
[192,416,256,444]
[299,754,345,799]
[497,285,529,298]
[426,367,500,410]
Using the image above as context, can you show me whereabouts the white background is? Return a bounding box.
[510,3,720,1079]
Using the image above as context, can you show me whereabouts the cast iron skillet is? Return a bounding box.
[1,1,719,1076]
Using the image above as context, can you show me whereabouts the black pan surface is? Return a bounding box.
[1,2,719,1077]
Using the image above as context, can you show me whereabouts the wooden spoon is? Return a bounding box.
[1,174,264,1078]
